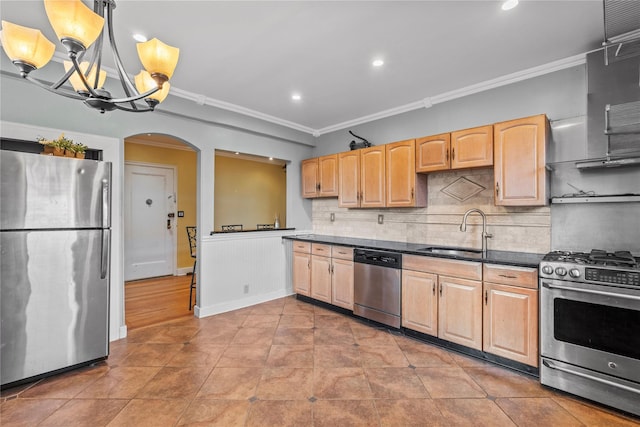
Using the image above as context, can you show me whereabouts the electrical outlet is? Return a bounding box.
[244,284,249,294]
[378,214,384,224]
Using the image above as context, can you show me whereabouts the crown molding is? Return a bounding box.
[314,53,588,136]
[49,51,588,138]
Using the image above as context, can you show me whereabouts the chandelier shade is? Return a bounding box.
[44,0,105,53]
[136,38,180,82]
[0,20,56,70]
[0,0,180,113]
[135,70,170,104]
[64,60,107,92]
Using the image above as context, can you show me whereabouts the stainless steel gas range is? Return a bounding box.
[539,249,640,417]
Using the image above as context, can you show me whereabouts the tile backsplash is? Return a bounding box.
[312,167,551,254]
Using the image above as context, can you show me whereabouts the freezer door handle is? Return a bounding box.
[102,179,111,228]
[101,229,111,279]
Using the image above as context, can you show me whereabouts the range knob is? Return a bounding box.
[555,267,567,276]
[569,268,581,278]
[541,265,554,275]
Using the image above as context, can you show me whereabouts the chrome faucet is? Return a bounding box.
[460,208,492,257]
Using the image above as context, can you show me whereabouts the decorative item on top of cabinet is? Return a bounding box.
[415,125,493,173]
[301,154,338,198]
[292,241,311,296]
[482,263,539,367]
[494,114,549,206]
[386,139,427,207]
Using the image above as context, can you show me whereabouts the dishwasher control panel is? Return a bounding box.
[354,249,402,269]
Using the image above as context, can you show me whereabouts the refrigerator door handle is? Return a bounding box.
[102,179,111,229]
[101,229,111,279]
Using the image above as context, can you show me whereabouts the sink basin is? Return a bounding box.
[415,247,484,259]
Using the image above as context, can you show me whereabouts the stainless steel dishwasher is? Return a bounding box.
[353,248,402,328]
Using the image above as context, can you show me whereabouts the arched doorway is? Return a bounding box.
[123,133,199,329]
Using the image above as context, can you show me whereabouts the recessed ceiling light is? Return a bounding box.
[291,93,302,101]
[269,157,274,161]
[234,152,240,155]
[133,33,147,42]
[501,0,518,11]
[372,59,384,67]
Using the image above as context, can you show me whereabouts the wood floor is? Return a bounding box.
[124,274,194,330]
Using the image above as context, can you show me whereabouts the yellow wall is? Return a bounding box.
[214,155,286,231]
[124,142,197,270]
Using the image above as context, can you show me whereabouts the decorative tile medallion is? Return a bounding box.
[440,177,485,202]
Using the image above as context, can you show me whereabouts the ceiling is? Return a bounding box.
[0,1,605,135]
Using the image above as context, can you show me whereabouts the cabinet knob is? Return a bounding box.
[445,149,449,161]
[484,290,488,305]
[496,182,500,197]
[451,148,455,161]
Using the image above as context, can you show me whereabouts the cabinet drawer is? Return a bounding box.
[312,243,332,256]
[292,240,311,253]
[332,246,353,260]
[483,264,538,289]
[403,255,482,280]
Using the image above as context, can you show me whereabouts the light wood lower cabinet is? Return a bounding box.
[293,241,354,310]
[482,264,539,367]
[438,276,483,350]
[401,270,438,336]
[311,244,332,303]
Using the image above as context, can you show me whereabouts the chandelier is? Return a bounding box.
[0,0,179,113]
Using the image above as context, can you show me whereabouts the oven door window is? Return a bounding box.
[554,299,640,360]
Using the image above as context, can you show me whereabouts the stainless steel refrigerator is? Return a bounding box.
[1,150,111,387]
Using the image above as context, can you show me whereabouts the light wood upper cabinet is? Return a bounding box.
[416,133,451,172]
[360,145,386,208]
[301,158,319,198]
[338,150,361,208]
[451,125,493,169]
[416,126,492,173]
[402,270,438,336]
[386,139,427,207]
[494,114,549,206]
[301,154,338,198]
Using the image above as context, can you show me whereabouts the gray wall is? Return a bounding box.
[313,64,640,254]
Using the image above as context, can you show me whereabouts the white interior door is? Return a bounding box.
[124,163,177,281]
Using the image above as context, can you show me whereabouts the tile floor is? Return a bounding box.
[2,296,639,426]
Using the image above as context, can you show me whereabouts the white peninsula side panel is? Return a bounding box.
[197,230,298,317]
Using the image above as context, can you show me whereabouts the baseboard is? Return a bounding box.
[176,267,192,276]
[196,289,295,318]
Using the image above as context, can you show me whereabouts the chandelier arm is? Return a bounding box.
[70,56,103,98]
[112,103,154,113]
[105,2,138,97]
[24,75,88,101]
[107,87,161,104]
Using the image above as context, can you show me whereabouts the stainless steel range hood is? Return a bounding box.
[576,50,640,169]
[575,1,640,169]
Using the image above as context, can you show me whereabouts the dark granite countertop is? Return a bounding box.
[283,234,543,268]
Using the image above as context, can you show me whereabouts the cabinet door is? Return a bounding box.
[416,133,450,172]
[331,258,354,310]
[338,150,361,208]
[301,158,319,198]
[318,154,338,197]
[451,125,493,169]
[292,251,311,296]
[360,145,386,208]
[438,276,482,350]
[387,139,426,207]
[494,114,548,206]
[311,255,332,303]
[483,282,538,367]
[402,270,438,336]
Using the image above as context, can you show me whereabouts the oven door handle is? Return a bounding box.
[542,282,640,301]
[542,359,640,395]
